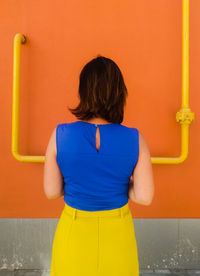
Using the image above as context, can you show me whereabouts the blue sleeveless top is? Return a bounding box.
[56,121,139,211]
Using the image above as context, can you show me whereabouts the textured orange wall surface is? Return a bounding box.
[0,0,199,218]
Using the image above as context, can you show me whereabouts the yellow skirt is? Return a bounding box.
[50,202,139,276]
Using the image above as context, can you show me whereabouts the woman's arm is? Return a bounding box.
[128,131,154,206]
[128,175,153,206]
[43,127,65,200]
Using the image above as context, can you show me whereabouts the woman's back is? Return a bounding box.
[56,121,139,211]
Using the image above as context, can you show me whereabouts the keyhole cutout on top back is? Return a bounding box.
[95,125,100,152]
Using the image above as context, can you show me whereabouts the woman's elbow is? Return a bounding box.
[44,190,64,200]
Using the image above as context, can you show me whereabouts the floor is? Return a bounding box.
[1,270,200,275]
[140,270,200,275]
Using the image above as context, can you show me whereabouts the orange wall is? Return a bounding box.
[1,0,199,218]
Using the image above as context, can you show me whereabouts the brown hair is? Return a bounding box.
[68,55,128,124]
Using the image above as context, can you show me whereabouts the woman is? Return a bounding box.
[43,55,154,275]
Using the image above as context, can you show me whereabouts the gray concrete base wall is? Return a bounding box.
[0,219,200,275]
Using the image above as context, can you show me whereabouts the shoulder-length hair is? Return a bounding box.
[68,55,128,124]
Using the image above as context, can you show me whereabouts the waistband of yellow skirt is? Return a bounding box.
[63,202,130,220]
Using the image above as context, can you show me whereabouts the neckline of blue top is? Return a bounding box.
[76,120,118,126]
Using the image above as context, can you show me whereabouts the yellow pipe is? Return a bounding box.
[152,0,194,164]
[11,33,44,163]
[11,0,194,164]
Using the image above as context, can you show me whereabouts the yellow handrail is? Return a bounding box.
[11,0,194,164]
